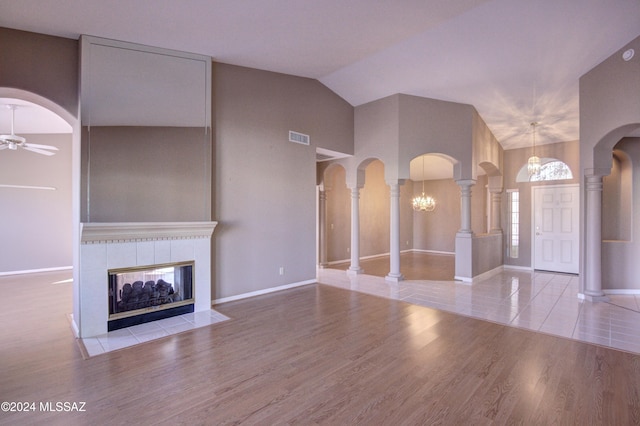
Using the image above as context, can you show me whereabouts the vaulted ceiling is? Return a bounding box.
[1,0,639,149]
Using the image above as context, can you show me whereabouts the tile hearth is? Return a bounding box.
[80,309,229,357]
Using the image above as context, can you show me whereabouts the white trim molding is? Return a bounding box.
[81,221,217,243]
[603,289,640,295]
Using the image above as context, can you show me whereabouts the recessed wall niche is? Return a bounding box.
[603,147,632,242]
[80,36,212,222]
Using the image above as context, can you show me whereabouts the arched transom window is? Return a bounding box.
[516,158,573,183]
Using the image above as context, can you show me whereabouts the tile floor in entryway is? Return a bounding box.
[318,267,640,355]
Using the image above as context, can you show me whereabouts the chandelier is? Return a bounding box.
[412,155,436,212]
[527,122,541,176]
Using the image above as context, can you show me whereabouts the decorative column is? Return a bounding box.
[455,179,475,282]
[489,189,502,234]
[584,175,607,300]
[457,179,475,234]
[318,188,328,268]
[348,186,363,275]
[386,181,404,282]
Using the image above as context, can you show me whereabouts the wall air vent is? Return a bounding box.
[289,130,310,146]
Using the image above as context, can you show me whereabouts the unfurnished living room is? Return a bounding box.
[1,1,640,424]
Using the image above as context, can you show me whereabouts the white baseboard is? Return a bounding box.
[327,249,454,265]
[503,264,533,272]
[212,279,316,305]
[604,289,640,295]
[472,265,504,282]
[0,265,72,277]
[455,265,506,284]
[412,249,455,255]
[327,252,391,265]
[68,313,79,338]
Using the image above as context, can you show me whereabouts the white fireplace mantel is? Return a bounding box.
[81,221,217,243]
[78,221,217,338]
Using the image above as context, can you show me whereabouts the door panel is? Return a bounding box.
[533,185,579,273]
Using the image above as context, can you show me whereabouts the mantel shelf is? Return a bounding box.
[80,221,218,243]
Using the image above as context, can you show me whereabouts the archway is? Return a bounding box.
[583,123,640,299]
[0,87,80,332]
[318,163,349,268]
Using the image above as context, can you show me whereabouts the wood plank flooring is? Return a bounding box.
[331,251,455,281]
[1,271,640,424]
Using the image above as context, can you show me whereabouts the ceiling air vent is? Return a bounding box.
[289,130,310,146]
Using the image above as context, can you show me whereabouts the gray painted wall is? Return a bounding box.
[0,28,78,117]
[81,126,210,222]
[580,35,640,171]
[213,63,353,299]
[579,35,640,291]
[0,134,72,273]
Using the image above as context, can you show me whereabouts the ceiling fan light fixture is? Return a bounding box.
[0,133,26,145]
[0,104,58,156]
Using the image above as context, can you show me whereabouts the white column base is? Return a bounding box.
[582,291,609,302]
[385,273,404,283]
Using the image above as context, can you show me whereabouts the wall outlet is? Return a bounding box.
[347,247,350,253]
[279,266,284,275]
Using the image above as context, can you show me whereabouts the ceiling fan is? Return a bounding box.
[0,105,58,156]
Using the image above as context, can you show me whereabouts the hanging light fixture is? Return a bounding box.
[527,122,541,177]
[412,155,436,212]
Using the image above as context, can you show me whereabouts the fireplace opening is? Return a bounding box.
[108,261,194,331]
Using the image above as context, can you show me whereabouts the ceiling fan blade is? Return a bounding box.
[23,146,56,156]
[0,144,8,150]
[23,143,58,151]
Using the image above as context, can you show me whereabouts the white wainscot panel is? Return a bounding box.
[154,240,172,264]
[136,241,155,266]
[170,239,195,262]
[107,242,137,269]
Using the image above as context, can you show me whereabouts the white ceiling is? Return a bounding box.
[0,99,71,134]
[1,0,639,149]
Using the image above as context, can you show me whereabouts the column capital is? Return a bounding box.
[385,179,406,187]
[388,183,401,197]
[455,179,477,187]
[584,168,611,178]
[585,175,603,191]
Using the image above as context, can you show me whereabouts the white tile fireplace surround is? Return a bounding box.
[79,221,217,338]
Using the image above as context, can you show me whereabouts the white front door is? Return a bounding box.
[532,185,579,274]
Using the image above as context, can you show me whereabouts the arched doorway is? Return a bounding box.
[0,97,72,273]
[0,87,80,333]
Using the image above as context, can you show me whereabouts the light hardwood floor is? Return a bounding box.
[1,271,640,424]
[331,251,455,281]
